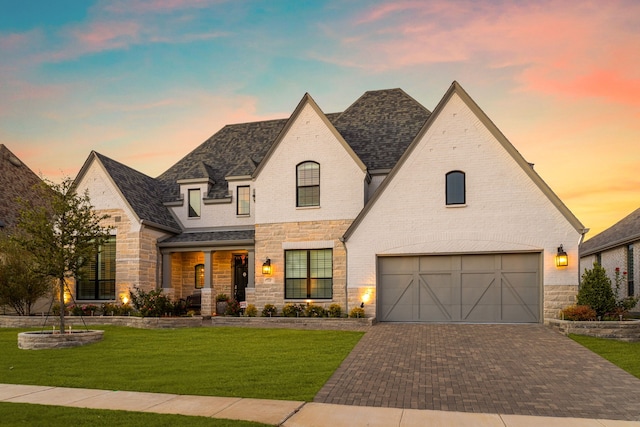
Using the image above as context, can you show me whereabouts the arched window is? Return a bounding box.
[296,161,320,207]
[446,171,465,205]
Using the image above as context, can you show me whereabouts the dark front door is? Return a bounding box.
[233,254,249,302]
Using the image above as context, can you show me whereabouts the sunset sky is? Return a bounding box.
[1,0,638,240]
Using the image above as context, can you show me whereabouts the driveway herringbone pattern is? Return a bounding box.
[315,324,640,421]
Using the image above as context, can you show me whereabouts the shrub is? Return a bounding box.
[282,303,305,317]
[349,306,366,318]
[245,304,258,317]
[225,299,242,316]
[561,305,596,321]
[577,264,615,318]
[327,303,342,318]
[613,268,640,315]
[305,304,326,317]
[130,287,174,317]
[261,304,277,317]
[70,304,83,316]
[101,302,120,316]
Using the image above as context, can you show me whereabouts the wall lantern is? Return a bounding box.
[555,245,568,267]
[262,258,272,275]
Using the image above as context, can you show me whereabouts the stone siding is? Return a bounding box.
[253,220,352,313]
[546,318,640,342]
[544,284,578,319]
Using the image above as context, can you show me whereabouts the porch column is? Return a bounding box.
[161,252,175,300]
[247,249,255,288]
[201,250,214,316]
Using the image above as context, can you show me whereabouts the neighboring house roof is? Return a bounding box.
[76,152,182,233]
[580,207,640,256]
[343,81,586,240]
[158,229,255,247]
[0,144,45,229]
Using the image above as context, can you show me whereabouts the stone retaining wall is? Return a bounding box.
[545,318,640,342]
[1,315,373,331]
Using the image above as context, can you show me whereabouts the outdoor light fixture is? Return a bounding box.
[262,258,272,275]
[121,293,129,305]
[555,245,568,267]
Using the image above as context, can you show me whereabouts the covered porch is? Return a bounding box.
[158,230,255,315]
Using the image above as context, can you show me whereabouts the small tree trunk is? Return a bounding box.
[58,278,65,332]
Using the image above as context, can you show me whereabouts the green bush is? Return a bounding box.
[560,305,596,321]
[245,304,258,317]
[261,304,277,317]
[577,263,616,318]
[327,303,342,318]
[349,306,365,318]
[305,304,326,317]
[282,303,305,317]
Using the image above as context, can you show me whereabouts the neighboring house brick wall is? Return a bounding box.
[253,220,350,312]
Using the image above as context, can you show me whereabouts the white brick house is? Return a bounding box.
[73,82,586,322]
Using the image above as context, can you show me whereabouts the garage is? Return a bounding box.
[378,253,540,323]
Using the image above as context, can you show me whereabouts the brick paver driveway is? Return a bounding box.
[315,323,640,421]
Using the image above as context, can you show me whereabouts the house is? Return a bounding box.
[579,208,639,310]
[0,144,46,230]
[73,82,586,322]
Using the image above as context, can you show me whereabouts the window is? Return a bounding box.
[188,189,201,218]
[446,171,465,205]
[297,161,320,207]
[77,238,116,300]
[237,186,250,215]
[628,244,635,297]
[285,249,332,299]
[195,264,204,289]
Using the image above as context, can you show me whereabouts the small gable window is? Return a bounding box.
[297,161,320,207]
[188,189,201,218]
[237,186,250,216]
[446,171,465,205]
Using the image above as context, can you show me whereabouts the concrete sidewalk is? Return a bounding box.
[1,384,638,426]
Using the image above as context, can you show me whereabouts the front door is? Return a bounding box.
[233,254,249,302]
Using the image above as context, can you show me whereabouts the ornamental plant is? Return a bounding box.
[577,263,615,318]
[282,303,305,317]
[348,306,365,318]
[261,304,277,317]
[560,305,596,321]
[130,287,174,317]
[245,304,258,317]
[305,304,326,317]
[327,303,343,318]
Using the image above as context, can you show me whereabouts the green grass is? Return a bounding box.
[0,402,271,427]
[1,326,364,401]
[570,334,640,379]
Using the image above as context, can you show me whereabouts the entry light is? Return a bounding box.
[262,258,272,275]
[555,245,568,267]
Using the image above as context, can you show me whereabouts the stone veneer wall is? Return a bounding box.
[212,251,233,298]
[544,285,578,319]
[253,220,351,312]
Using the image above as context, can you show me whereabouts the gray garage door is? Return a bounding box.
[378,253,540,323]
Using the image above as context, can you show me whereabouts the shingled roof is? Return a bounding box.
[0,144,45,229]
[331,89,431,170]
[580,207,640,256]
[92,152,181,232]
[157,118,288,201]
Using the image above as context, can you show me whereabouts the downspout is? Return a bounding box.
[577,228,590,291]
[339,236,348,316]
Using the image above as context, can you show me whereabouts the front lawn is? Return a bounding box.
[570,334,640,379]
[0,326,363,401]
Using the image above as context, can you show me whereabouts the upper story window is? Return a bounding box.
[297,161,320,207]
[237,186,250,216]
[446,171,465,205]
[188,189,201,218]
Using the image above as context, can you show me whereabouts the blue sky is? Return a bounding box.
[1,0,639,238]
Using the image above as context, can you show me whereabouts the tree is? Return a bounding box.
[15,177,110,331]
[577,263,616,318]
[0,233,53,315]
